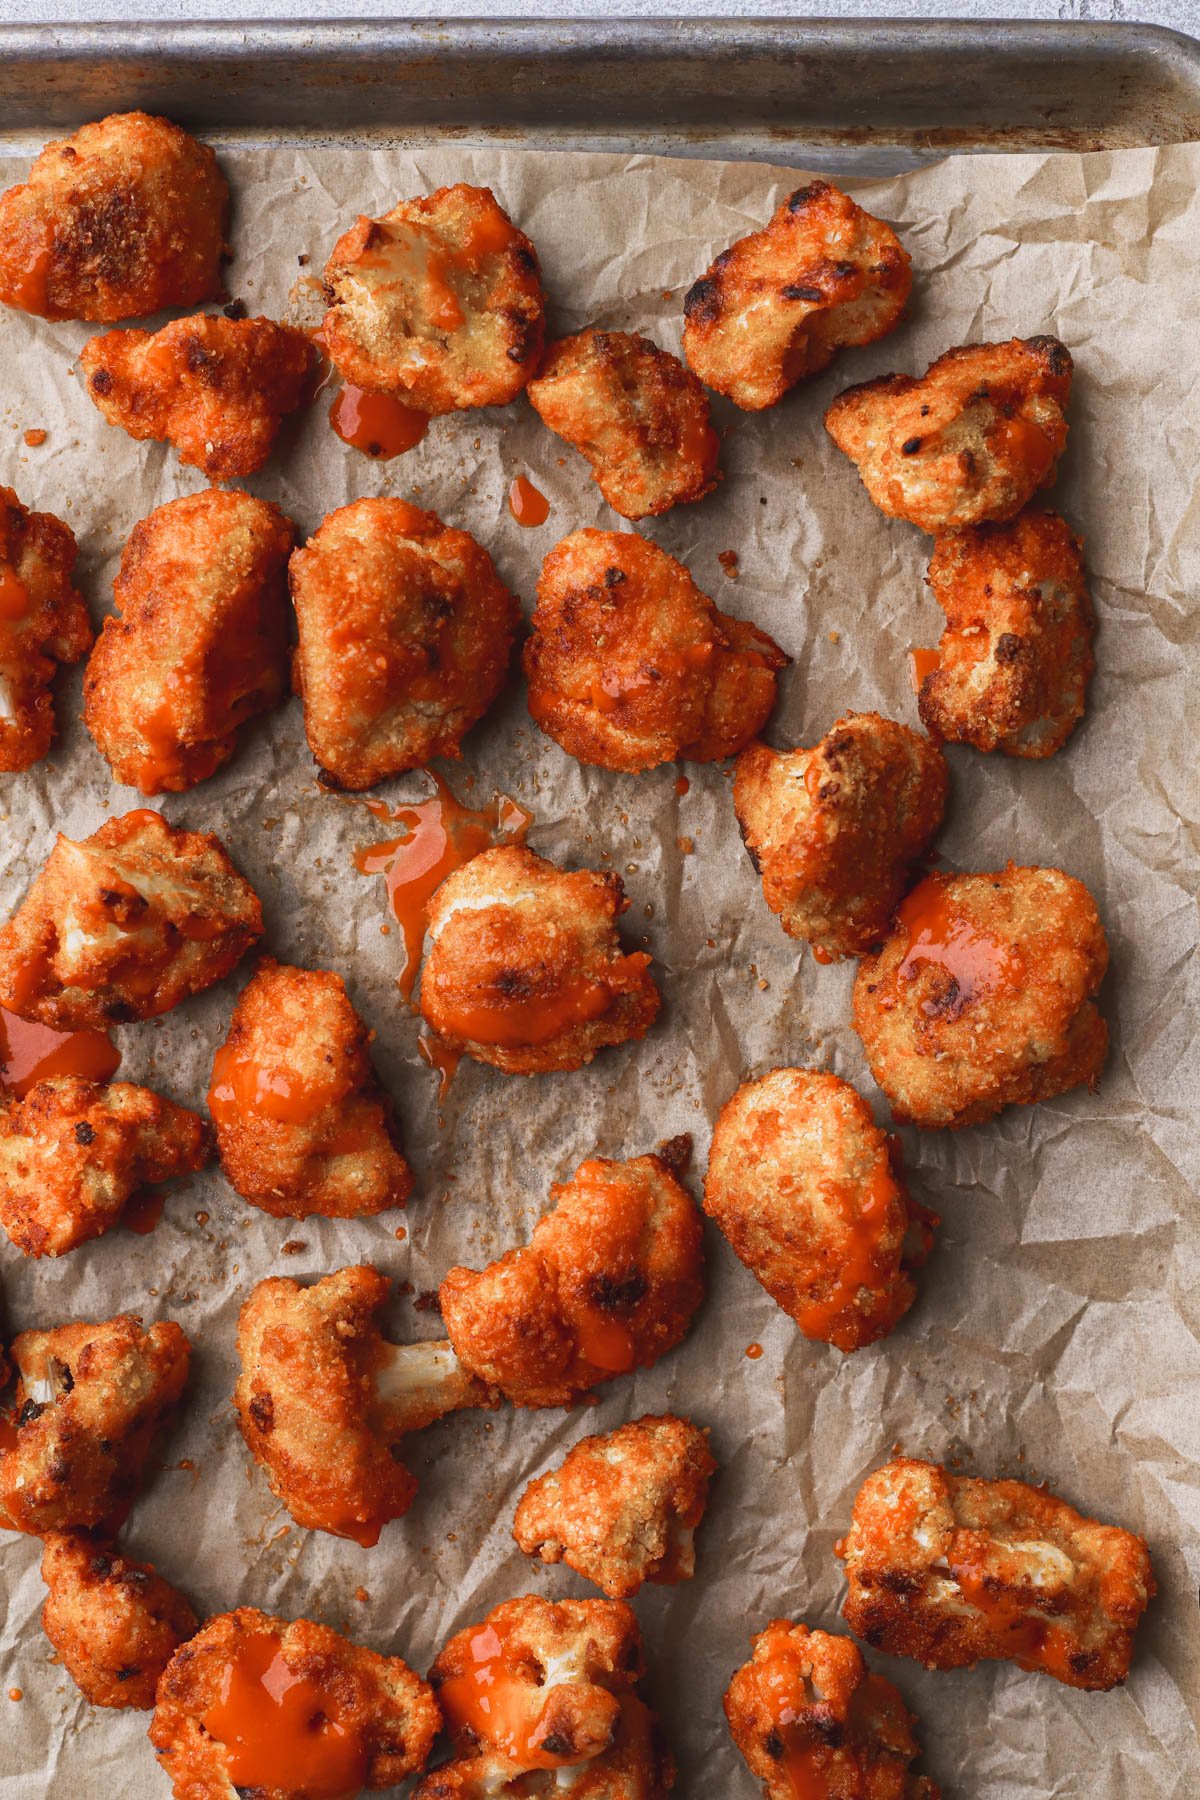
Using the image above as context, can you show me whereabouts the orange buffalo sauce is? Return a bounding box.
[208,1040,350,1129]
[7,241,53,316]
[952,1562,1077,1681]
[745,1342,764,1360]
[437,1623,576,1770]
[674,774,690,797]
[353,770,531,1003]
[508,475,550,528]
[750,1624,837,1800]
[0,1410,19,1455]
[796,1157,898,1345]
[573,1305,637,1375]
[435,971,621,1050]
[418,1033,461,1101]
[896,874,1023,1006]
[122,1189,165,1236]
[330,385,429,459]
[0,1007,120,1097]
[202,1631,369,1796]
[0,567,30,620]
[908,647,941,692]
[590,643,712,715]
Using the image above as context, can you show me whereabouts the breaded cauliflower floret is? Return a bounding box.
[734,714,947,962]
[418,1595,674,1800]
[0,1075,209,1258]
[152,1605,440,1799]
[80,313,316,481]
[0,1311,190,1535]
[440,1150,704,1408]
[322,182,544,414]
[514,1413,716,1598]
[824,336,1072,532]
[917,509,1095,758]
[852,864,1108,1129]
[235,1266,493,1545]
[83,489,293,794]
[0,808,262,1030]
[0,112,226,322]
[289,497,519,789]
[837,1458,1156,1691]
[210,959,412,1221]
[0,486,92,773]
[724,1619,939,1800]
[526,329,719,519]
[682,180,911,412]
[419,844,660,1076]
[524,528,788,772]
[40,1529,198,1709]
[705,1069,936,1352]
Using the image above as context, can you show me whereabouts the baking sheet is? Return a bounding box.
[0,136,1198,1799]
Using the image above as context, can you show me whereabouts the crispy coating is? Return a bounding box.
[525,529,787,772]
[0,1075,209,1258]
[682,181,911,412]
[0,1311,189,1535]
[837,1457,1156,1691]
[418,1594,674,1800]
[440,1151,704,1408]
[419,844,660,1075]
[917,509,1095,758]
[289,497,519,789]
[734,713,947,962]
[80,313,316,480]
[40,1529,198,1709]
[83,489,293,794]
[0,808,263,1030]
[0,112,226,322]
[0,486,92,773]
[513,1413,716,1598]
[824,336,1072,532]
[526,328,719,519]
[724,1619,938,1800]
[852,864,1108,1129]
[322,182,544,414]
[705,1069,936,1353]
[210,959,412,1221]
[151,1605,440,1799]
[235,1266,492,1545]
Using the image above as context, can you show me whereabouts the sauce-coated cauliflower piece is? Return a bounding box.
[837,1457,1156,1691]
[0,808,263,1030]
[439,1150,704,1408]
[682,180,911,411]
[0,485,92,774]
[852,864,1108,1129]
[40,1529,198,1709]
[513,1413,716,1597]
[734,713,947,962]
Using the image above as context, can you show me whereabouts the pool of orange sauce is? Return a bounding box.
[330,384,429,459]
[896,874,1024,1006]
[507,474,550,527]
[202,1630,369,1796]
[674,774,690,797]
[208,1042,348,1129]
[952,1562,1076,1680]
[122,1189,166,1236]
[908,647,941,692]
[436,1623,577,1769]
[418,1034,461,1102]
[811,946,835,966]
[7,242,52,315]
[434,970,639,1051]
[0,568,30,619]
[0,1007,120,1097]
[796,1157,899,1346]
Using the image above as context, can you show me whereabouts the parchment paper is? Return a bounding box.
[1,136,1198,1800]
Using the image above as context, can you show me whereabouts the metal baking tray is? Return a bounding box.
[1,19,1199,176]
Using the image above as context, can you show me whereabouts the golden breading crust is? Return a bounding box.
[151,1605,440,1799]
[918,509,1095,758]
[0,1075,210,1258]
[418,1594,674,1800]
[852,864,1108,1130]
[80,313,316,481]
[210,959,412,1221]
[682,180,911,412]
[724,1619,938,1800]
[513,1413,716,1598]
[0,486,92,773]
[0,1312,189,1535]
[734,713,947,962]
[0,808,263,1030]
[83,489,293,794]
[704,1069,936,1353]
[440,1151,704,1408]
[235,1266,493,1546]
[526,329,720,519]
[524,528,788,772]
[419,844,660,1075]
[837,1458,1156,1691]
[289,497,519,790]
[40,1529,198,1709]
[824,337,1072,532]
[0,112,227,322]
[322,182,544,414]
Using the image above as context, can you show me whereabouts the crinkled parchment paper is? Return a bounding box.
[0,135,1198,1800]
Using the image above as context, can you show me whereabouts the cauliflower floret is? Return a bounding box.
[0,485,92,774]
[439,1150,704,1408]
[0,1075,209,1257]
[837,1458,1156,1691]
[40,1529,197,1709]
[513,1413,716,1597]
